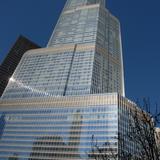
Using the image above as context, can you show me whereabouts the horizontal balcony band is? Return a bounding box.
[0,148,117,154]
[63,4,100,14]
[6,122,117,127]
[1,139,117,144]
[3,133,117,138]
[0,143,117,149]
[0,93,118,108]
[24,44,95,56]
[5,117,118,123]
[4,128,118,132]
[0,153,115,160]
[4,111,117,117]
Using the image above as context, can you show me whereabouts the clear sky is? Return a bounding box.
[0,0,160,108]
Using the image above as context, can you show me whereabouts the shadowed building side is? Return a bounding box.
[0,35,40,97]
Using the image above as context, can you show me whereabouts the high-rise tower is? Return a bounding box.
[0,1,139,160]
[1,0,125,100]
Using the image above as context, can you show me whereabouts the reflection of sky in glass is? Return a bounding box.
[0,105,118,159]
[9,77,52,97]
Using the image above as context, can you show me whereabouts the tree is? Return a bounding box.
[91,98,160,160]
[88,135,118,160]
[120,99,160,160]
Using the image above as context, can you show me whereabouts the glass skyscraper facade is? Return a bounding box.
[0,0,139,159]
[1,0,125,100]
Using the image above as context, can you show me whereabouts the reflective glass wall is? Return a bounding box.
[0,94,118,160]
[2,46,95,99]
[48,5,99,47]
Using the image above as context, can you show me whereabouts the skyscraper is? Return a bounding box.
[0,0,141,159]
[1,0,124,100]
[0,35,40,97]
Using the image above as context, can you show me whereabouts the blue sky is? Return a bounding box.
[0,0,160,107]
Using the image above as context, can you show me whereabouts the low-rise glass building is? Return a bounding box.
[0,93,141,159]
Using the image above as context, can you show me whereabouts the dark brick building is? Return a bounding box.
[0,35,40,97]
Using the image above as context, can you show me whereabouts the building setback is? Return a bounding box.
[0,35,40,97]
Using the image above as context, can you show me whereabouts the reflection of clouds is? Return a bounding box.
[5,114,22,122]
[9,77,52,97]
